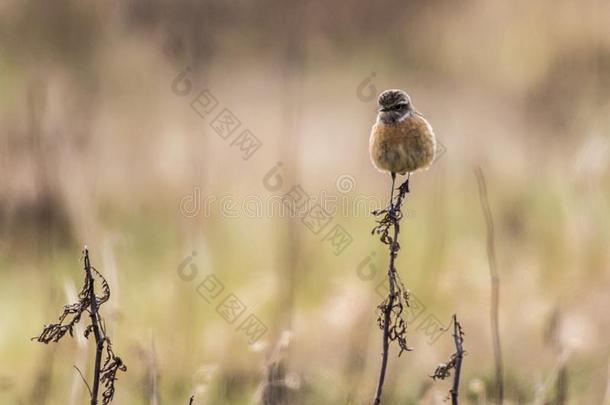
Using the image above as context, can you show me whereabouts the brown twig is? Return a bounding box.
[33,247,126,405]
[84,248,104,404]
[450,316,465,404]
[371,174,413,405]
[475,167,504,404]
[430,314,465,405]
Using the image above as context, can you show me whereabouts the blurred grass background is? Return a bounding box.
[1,0,610,403]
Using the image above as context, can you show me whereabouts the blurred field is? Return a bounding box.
[1,0,610,404]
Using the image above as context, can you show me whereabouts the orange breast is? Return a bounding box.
[369,113,436,174]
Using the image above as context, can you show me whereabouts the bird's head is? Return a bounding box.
[377,89,412,124]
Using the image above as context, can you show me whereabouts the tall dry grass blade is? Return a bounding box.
[475,167,504,404]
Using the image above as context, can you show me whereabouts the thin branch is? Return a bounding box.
[450,315,465,405]
[32,246,127,405]
[430,315,465,405]
[84,248,105,405]
[73,365,93,397]
[189,395,195,404]
[371,174,412,405]
[33,247,126,405]
[475,167,504,404]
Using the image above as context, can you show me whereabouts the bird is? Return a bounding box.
[369,89,436,203]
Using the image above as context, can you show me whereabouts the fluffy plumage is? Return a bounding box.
[369,89,436,175]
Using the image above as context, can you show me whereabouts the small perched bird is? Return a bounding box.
[369,89,436,197]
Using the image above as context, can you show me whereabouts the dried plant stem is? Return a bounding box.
[33,246,126,405]
[84,248,104,405]
[372,173,412,405]
[373,226,397,405]
[450,315,465,405]
[475,167,504,404]
[374,176,398,405]
[430,315,465,404]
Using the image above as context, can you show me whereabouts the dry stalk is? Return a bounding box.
[371,174,413,405]
[430,314,465,405]
[475,167,504,404]
[33,247,126,404]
